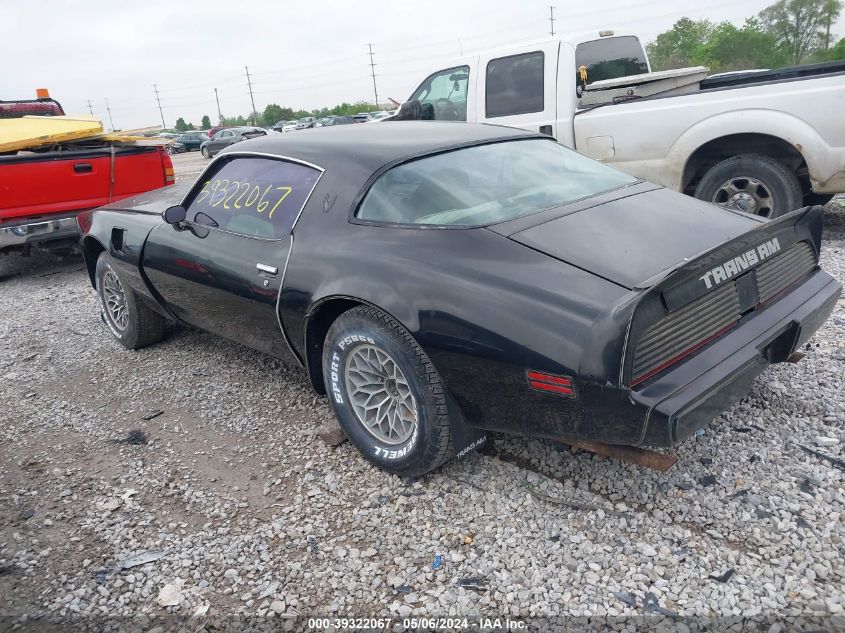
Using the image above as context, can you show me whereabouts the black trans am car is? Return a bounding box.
[77,122,841,476]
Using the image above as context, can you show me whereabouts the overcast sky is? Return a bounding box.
[3,0,842,130]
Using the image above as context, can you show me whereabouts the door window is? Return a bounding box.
[485,52,544,118]
[185,157,322,239]
[409,65,469,121]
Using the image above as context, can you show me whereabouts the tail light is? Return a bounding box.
[161,150,175,185]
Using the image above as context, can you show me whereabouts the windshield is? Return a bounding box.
[356,139,638,226]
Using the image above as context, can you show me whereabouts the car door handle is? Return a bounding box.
[256,263,278,275]
[73,162,93,173]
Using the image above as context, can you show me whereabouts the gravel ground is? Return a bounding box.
[0,166,843,631]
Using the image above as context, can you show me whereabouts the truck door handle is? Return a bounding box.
[73,162,93,173]
[256,263,278,275]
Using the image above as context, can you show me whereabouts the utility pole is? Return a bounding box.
[153,84,166,130]
[824,13,832,50]
[549,6,556,37]
[367,43,379,108]
[245,66,258,126]
[86,100,94,116]
[214,88,223,123]
[104,97,115,131]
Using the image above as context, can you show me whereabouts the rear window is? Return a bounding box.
[356,139,637,227]
[575,36,649,85]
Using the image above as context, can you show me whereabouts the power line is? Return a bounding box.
[86,100,94,116]
[152,84,166,129]
[549,6,556,36]
[214,88,223,123]
[368,43,379,107]
[103,97,115,131]
[245,66,258,125]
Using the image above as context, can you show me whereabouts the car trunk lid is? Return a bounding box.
[506,187,764,289]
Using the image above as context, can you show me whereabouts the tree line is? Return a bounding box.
[648,0,844,71]
[173,101,378,132]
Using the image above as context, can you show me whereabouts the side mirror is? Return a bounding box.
[163,205,187,225]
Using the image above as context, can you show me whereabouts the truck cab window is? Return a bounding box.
[575,36,649,88]
[408,66,469,121]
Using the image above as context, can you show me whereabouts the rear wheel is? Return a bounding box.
[694,154,802,219]
[95,253,166,349]
[322,306,453,477]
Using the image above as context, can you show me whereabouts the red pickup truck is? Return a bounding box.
[0,97,174,256]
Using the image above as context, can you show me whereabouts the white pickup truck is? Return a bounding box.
[397,30,845,218]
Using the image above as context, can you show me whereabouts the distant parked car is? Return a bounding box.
[317,116,357,127]
[296,117,317,130]
[352,113,371,123]
[368,111,392,122]
[271,120,288,132]
[200,127,266,158]
[169,132,209,153]
[282,121,298,133]
[206,125,230,138]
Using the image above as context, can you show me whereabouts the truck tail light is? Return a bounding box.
[161,150,175,185]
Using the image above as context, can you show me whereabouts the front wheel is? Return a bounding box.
[322,306,454,477]
[694,154,802,219]
[201,146,210,159]
[95,253,166,349]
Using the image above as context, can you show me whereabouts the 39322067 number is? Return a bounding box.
[194,179,293,219]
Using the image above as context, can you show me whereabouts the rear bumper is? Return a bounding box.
[632,270,841,446]
[0,213,81,251]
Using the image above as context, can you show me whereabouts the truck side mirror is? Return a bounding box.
[163,205,187,225]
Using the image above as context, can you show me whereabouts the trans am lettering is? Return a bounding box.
[699,237,781,289]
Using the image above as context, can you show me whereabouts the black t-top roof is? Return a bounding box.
[229,122,542,178]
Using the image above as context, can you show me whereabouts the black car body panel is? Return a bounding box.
[78,122,842,450]
[507,187,765,289]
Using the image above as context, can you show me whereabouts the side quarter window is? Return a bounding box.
[485,52,544,118]
[185,157,322,239]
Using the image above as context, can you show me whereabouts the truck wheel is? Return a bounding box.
[322,306,453,477]
[95,252,166,350]
[694,154,802,219]
[201,147,210,159]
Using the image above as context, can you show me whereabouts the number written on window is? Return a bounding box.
[186,157,321,239]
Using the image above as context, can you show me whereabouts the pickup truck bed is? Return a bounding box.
[0,144,173,255]
[574,61,845,198]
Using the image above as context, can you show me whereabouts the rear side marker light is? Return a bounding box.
[527,371,575,397]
